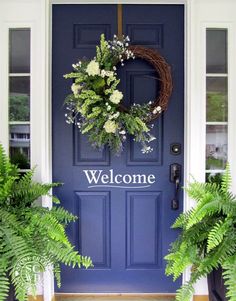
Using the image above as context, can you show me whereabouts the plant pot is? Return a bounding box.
[207,268,227,301]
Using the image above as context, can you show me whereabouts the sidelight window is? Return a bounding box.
[9,28,31,170]
[205,29,228,182]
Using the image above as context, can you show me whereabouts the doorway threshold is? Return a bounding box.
[54,294,175,301]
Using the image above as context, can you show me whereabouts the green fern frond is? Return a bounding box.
[199,234,236,275]
[221,163,231,193]
[0,145,18,179]
[165,233,199,281]
[186,199,221,229]
[50,206,77,224]
[0,267,9,301]
[46,239,92,269]
[172,208,195,229]
[220,191,236,215]
[54,263,61,287]
[207,218,231,253]
[222,255,236,301]
[175,281,195,301]
[0,209,26,234]
[12,181,59,208]
[30,211,71,246]
[185,182,209,203]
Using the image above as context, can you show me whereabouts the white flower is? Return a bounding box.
[101,70,114,78]
[107,105,111,111]
[109,112,120,120]
[101,70,106,78]
[141,145,153,154]
[71,83,81,95]
[113,112,120,119]
[106,71,114,77]
[86,60,100,76]
[109,90,123,104]
[148,134,156,142]
[152,105,162,115]
[103,120,117,133]
[119,130,126,135]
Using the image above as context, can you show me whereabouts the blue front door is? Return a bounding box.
[52,4,184,293]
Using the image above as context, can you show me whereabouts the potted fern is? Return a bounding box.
[165,164,236,301]
[0,144,92,301]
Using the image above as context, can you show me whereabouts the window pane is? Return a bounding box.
[206,125,227,170]
[9,77,30,121]
[206,172,222,184]
[9,124,30,169]
[9,29,30,73]
[206,77,228,122]
[206,29,227,73]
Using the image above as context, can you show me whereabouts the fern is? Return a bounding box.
[0,144,92,301]
[165,164,236,301]
[175,281,195,301]
[221,163,231,193]
[0,267,9,301]
[207,218,231,252]
[172,207,195,229]
[222,255,236,301]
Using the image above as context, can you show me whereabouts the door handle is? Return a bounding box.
[170,163,181,210]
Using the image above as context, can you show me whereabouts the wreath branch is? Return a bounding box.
[128,45,173,119]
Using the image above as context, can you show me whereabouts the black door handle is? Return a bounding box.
[170,163,181,210]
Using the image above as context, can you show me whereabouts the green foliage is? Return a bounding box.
[10,150,30,170]
[64,34,156,155]
[9,95,30,122]
[207,92,227,122]
[206,172,223,185]
[96,34,113,69]
[222,255,236,301]
[0,144,92,301]
[206,156,225,170]
[165,163,236,301]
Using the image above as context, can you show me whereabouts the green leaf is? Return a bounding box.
[92,77,105,91]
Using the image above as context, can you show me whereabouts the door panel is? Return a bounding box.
[126,192,162,269]
[76,191,111,268]
[52,4,184,293]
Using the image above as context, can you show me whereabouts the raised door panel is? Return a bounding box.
[75,192,111,268]
[126,192,162,269]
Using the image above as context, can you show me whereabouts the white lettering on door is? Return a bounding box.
[83,169,156,189]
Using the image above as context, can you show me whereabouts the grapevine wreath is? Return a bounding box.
[64,34,172,154]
